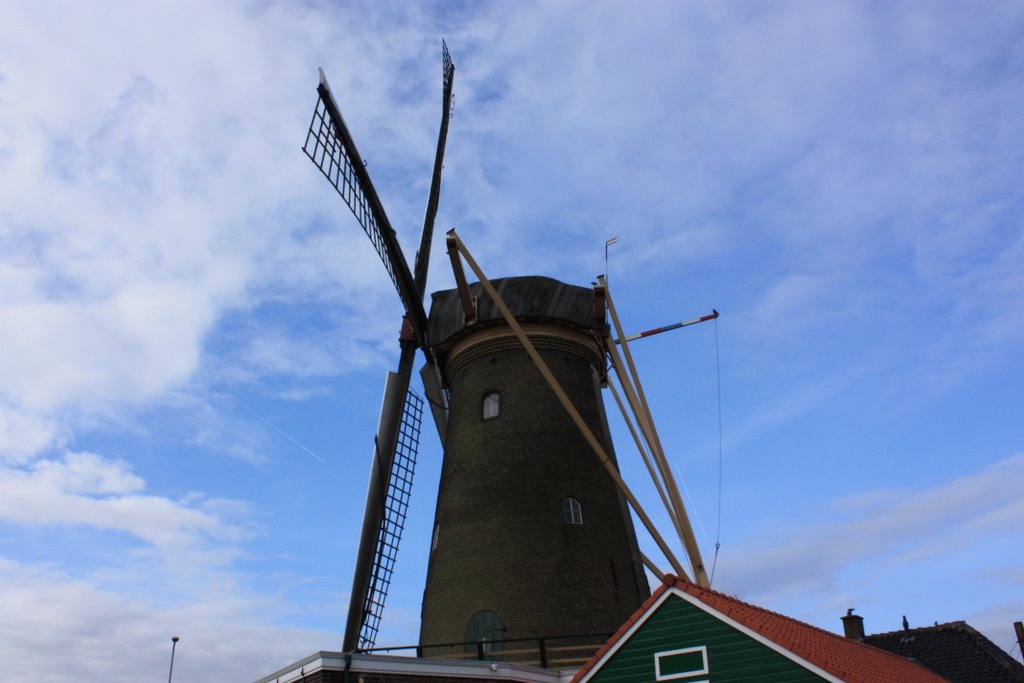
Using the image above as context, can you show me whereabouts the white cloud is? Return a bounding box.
[1,282,216,411]
[750,273,837,329]
[0,402,61,464]
[32,450,143,494]
[0,1,409,459]
[0,556,337,683]
[719,362,865,451]
[0,451,252,555]
[0,446,316,682]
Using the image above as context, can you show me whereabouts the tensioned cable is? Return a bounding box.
[710,314,724,585]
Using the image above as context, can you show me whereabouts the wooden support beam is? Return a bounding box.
[445,231,476,326]
[605,339,690,554]
[607,379,678,532]
[640,552,665,582]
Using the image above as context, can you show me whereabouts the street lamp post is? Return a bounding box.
[167,636,180,683]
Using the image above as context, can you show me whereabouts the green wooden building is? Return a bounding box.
[573,576,949,683]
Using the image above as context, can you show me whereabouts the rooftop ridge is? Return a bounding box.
[868,620,970,638]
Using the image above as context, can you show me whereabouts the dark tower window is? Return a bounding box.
[482,391,500,420]
[563,497,583,525]
[464,610,504,657]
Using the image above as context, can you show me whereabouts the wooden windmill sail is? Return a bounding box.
[303,43,453,652]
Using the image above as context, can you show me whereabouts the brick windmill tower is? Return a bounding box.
[418,275,649,649]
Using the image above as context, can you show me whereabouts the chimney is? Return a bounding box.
[842,608,865,640]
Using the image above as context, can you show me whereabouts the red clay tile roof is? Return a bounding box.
[573,575,950,683]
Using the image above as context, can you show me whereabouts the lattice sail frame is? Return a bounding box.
[358,389,424,650]
[303,75,414,318]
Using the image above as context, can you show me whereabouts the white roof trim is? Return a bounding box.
[254,651,575,683]
[576,587,845,683]
[576,589,677,683]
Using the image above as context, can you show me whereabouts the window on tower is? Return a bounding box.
[563,497,583,525]
[482,391,500,420]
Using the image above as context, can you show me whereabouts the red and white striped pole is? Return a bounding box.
[614,309,719,345]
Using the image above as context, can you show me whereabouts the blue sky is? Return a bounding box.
[1,1,1021,681]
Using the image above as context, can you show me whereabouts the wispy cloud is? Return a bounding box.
[0,447,328,682]
[0,555,336,683]
[0,2,411,461]
[0,451,253,554]
[714,453,1024,637]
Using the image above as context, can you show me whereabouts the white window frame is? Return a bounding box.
[654,645,709,682]
[563,497,583,525]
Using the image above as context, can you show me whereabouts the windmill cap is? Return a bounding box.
[428,275,603,349]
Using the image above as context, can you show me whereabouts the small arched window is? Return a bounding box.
[563,497,583,525]
[482,391,500,420]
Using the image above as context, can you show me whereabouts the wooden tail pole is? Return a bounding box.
[613,310,718,344]
[447,230,688,580]
[600,275,711,587]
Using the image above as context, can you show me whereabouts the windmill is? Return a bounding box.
[303,43,712,658]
